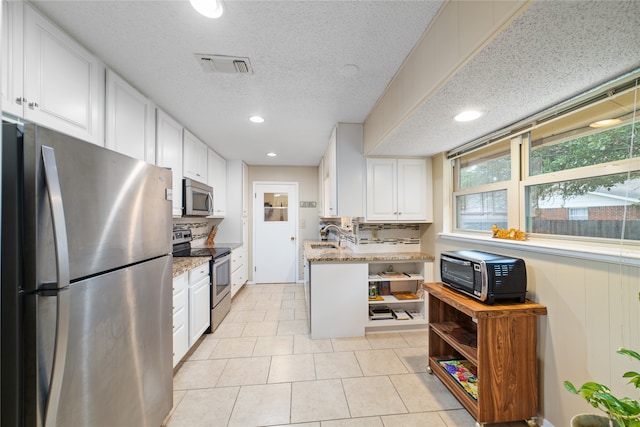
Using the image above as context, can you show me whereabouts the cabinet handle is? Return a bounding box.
[398,212,402,215]
[16,97,25,105]
[28,102,39,108]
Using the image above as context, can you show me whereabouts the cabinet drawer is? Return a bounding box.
[173,321,189,368]
[231,268,245,287]
[188,263,209,284]
[173,302,187,331]
[173,286,187,315]
[173,272,187,295]
[231,249,243,271]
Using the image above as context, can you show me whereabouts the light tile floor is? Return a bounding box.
[164,283,530,427]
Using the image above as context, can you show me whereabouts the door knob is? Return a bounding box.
[291,237,295,241]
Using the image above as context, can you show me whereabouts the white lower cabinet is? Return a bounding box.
[230,247,246,298]
[307,260,432,339]
[188,264,211,347]
[172,272,188,368]
[173,262,211,367]
[366,261,429,334]
[309,263,368,339]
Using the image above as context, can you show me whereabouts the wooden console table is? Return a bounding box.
[423,282,547,427]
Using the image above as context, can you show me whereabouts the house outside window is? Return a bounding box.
[568,208,588,221]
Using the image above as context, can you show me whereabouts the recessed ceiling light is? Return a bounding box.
[250,115,265,123]
[454,110,483,122]
[589,118,622,128]
[340,64,360,78]
[266,152,277,157]
[190,0,224,18]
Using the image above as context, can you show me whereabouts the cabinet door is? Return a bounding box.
[156,109,183,216]
[317,157,324,216]
[323,130,337,216]
[23,4,105,145]
[207,148,227,216]
[1,0,23,118]
[183,129,208,182]
[396,159,427,221]
[188,277,210,347]
[366,158,397,221]
[242,161,249,217]
[106,70,156,163]
[173,273,189,367]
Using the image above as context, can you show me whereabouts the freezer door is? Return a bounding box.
[25,256,173,427]
[23,124,172,286]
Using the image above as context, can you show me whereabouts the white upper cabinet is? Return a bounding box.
[156,109,183,217]
[207,148,226,217]
[3,2,105,145]
[183,130,208,182]
[105,70,156,163]
[322,123,365,218]
[366,158,432,222]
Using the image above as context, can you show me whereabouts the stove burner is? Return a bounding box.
[173,246,230,259]
[172,230,230,259]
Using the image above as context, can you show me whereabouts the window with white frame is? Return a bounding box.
[451,74,640,243]
[453,139,513,232]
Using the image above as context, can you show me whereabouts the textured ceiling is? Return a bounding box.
[370,0,640,157]
[31,0,443,166]
[30,1,640,166]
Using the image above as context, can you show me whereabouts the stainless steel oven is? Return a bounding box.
[172,230,231,333]
[210,253,231,331]
[183,178,213,217]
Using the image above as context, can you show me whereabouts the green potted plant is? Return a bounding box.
[564,348,640,427]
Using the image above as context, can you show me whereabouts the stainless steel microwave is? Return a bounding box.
[183,178,213,216]
[440,250,527,304]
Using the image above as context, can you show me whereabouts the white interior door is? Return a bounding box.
[254,183,298,283]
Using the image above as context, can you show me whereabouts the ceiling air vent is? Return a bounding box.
[196,54,253,74]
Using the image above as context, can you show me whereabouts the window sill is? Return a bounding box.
[439,232,640,267]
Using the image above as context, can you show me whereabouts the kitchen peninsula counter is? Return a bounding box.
[304,241,434,263]
[304,241,434,339]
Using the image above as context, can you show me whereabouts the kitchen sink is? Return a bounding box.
[310,244,339,250]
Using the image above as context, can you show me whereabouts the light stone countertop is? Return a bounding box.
[304,241,434,263]
[172,257,210,278]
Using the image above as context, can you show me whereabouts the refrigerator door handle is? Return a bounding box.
[41,145,71,427]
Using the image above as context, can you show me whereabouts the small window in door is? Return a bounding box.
[264,193,289,221]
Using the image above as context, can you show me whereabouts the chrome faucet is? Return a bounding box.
[321,224,344,240]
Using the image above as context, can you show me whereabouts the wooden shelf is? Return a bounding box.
[368,274,423,282]
[430,321,478,365]
[367,316,426,327]
[368,295,423,305]
[367,263,426,332]
[428,356,479,419]
[425,282,547,425]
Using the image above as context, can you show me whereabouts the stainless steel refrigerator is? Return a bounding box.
[1,123,174,427]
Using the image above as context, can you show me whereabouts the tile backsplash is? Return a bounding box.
[172,218,220,245]
[319,219,421,252]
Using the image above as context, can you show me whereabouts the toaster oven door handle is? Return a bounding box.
[441,255,471,266]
